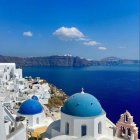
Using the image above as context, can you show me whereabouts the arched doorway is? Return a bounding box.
[98,122,102,134]
[81,125,87,136]
[65,122,69,135]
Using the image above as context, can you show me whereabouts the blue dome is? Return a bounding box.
[18,99,43,115]
[61,92,104,117]
[32,95,39,101]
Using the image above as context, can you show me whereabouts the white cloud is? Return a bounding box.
[83,41,107,50]
[98,47,107,50]
[77,37,90,41]
[83,41,100,46]
[53,26,105,50]
[23,31,33,37]
[53,27,85,40]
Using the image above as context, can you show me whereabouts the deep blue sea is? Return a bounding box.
[23,64,140,133]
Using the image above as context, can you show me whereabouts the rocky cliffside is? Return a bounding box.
[100,57,140,65]
[0,55,94,67]
[0,55,139,67]
[47,83,68,111]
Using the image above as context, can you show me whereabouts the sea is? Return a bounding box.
[23,64,140,133]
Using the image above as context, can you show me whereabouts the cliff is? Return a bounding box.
[0,55,94,67]
[0,55,139,67]
[100,57,140,65]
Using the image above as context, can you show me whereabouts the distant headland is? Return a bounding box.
[0,55,139,67]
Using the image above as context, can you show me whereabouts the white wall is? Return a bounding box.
[0,63,23,85]
[5,121,11,135]
[60,112,106,138]
[20,112,45,128]
[0,102,6,140]
[15,68,22,79]
[0,63,15,83]
[7,124,27,140]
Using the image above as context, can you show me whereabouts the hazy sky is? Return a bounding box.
[0,0,139,59]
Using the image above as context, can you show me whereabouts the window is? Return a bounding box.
[128,128,131,136]
[26,120,29,126]
[36,118,39,124]
[65,122,69,135]
[81,125,87,136]
[124,115,128,122]
[98,122,102,134]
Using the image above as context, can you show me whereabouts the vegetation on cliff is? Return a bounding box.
[47,83,68,111]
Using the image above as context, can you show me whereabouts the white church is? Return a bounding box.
[41,89,138,140]
[42,89,113,140]
[17,95,51,131]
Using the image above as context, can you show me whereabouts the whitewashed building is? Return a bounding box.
[42,89,139,140]
[0,63,22,85]
[0,102,27,140]
[17,96,52,131]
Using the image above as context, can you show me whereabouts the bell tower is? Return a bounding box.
[115,110,138,140]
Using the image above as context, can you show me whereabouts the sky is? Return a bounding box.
[0,0,139,60]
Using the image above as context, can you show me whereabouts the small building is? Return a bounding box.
[17,97,46,130]
[0,102,27,140]
[17,96,53,135]
[0,63,22,85]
